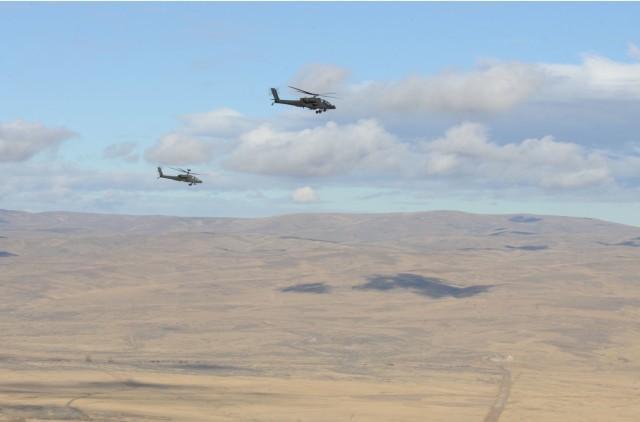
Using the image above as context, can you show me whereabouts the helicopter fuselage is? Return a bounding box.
[271,87,336,113]
[157,167,202,186]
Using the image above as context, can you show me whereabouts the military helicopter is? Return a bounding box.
[271,86,337,113]
[157,167,202,186]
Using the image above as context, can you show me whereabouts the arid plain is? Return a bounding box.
[1,209,640,421]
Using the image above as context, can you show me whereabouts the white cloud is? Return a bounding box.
[144,108,251,165]
[0,119,76,162]
[290,55,640,124]
[421,122,613,190]
[178,108,256,137]
[144,133,216,165]
[541,54,640,99]
[291,186,319,203]
[225,119,409,178]
[344,60,545,115]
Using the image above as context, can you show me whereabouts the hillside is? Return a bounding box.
[1,209,640,421]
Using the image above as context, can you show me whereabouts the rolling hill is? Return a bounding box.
[1,209,639,421]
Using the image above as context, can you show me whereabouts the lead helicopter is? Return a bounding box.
[157,167,202,186]
[271,86,338,113]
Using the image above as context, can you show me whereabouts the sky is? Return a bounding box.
[3,1,640,226]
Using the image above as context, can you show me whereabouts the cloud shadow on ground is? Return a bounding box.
[353,273,492,298]
[505,245,549,251]
[280,282,331,294]
[614,239,640,247]
[509,216,543,223]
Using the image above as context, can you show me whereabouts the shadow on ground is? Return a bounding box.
[354,273,492,298]
[281,282,331,294]
[509,216,543,223]
[505,245,549,251]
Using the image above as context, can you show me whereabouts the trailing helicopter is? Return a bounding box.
[271,86,337,114]
[157,167,202,186]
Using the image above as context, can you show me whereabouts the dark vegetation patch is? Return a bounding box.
[279,236,338,244]
[0,251,16,257]
[490,230,508,236]
[505,245,549,251]
[281,282,331,294]
[599,238,640,247]
[509,216,543,223]
[74,380,173,391]
[176,363,242,372]
[613,240,640,247]
[0,404,88,420]
[353,274,492,298]
[35,227,86,234]
[491,230,537,236]
[135,360,255,375]
[460,247,500,251]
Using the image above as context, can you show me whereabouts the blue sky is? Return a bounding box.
[3,2,640,226]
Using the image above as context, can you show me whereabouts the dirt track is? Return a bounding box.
[483,355,513,422]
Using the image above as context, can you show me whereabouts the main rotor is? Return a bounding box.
[288,86,340,99]
[171,167,200,175]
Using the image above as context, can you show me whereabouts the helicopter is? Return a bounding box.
[271,86,337,114]
[157,167,202,186]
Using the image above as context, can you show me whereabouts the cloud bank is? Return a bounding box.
[225,119,408,178]
[421,122,613,190]
[356,60,546,114]
[14,49,640,218]
[541,54,640,100]
[0,120,77,162]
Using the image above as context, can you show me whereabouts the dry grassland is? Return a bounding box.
[1,210,640,421]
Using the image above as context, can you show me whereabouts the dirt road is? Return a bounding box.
[483,355,513,422]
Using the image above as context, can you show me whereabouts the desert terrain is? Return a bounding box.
[1,209,640,421]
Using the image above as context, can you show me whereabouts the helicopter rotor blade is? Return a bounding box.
[169,166,201,175]
[171,167,189,173]
[288,86,317,96]
[288,86,339,99]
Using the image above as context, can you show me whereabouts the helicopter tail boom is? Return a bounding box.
[271,88,280,103]
[157,167,164,177]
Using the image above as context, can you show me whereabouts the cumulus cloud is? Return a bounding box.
[291,186,319,203]
[421,122,613,190]
[541,54,640,99]
[177,108,256,137]
[144,133,217,165]
[144,108,251,165]
[0,119,76,162]
[345,60,545,115]
[293,55,640,123]
[225,119,409,178]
